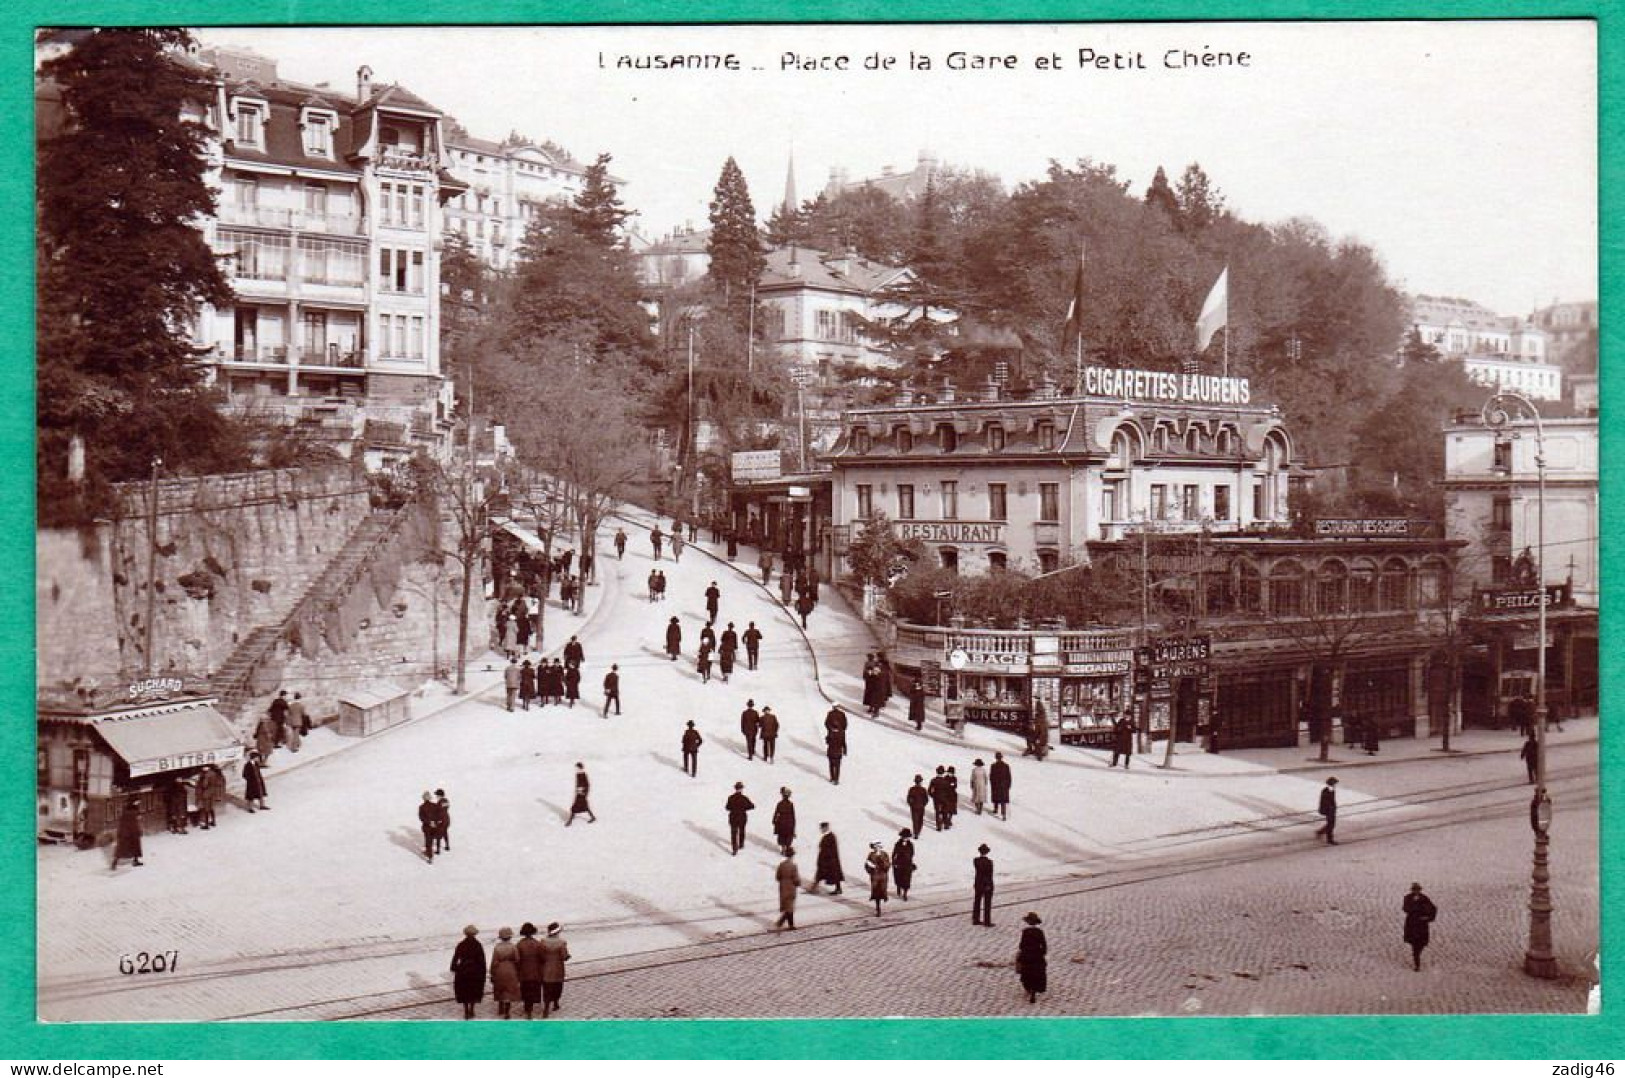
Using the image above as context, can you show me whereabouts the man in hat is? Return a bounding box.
[681,721,703,777]
[725,782,755,855]
[539,922,571,1017]
[759,705,780,763]
[743,621,764,671]
[892,829,917,899]
[1402,882,1438,971]
[1315,776,1339,844]
[775,847,801,931]
[906,774,930,840]
[772,787,797,855]
[740,699,761,760]
[602,664,621,717]
[704,581,722,623]
[1017,912,1048,1003]
[242,751,270,813]
[418,791,441,862]
[290,692,310,736]
[815,822,844,895]
[972,844,996,926]
[566,763,596,826]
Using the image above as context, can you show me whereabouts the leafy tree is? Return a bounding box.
[845,513,925,586]
[800,186,909,265]
[1143,165,1180,223]
[507,202,652,361]
[568,152,633,248]
[706,157,765,321]
[1174,162,1225,233]
[764,199,809,247]
[37,28,247,524]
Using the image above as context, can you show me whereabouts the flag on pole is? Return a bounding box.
[1063,245,1086,344]
[1196,266,1228,352]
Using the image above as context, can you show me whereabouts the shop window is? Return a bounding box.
[855,484,873,520]
[1236,560,1262,614]
[988,551,1008,571]
[1269,562,1305,617]
[941,480,958,520]
[897,484,915,520]
[1039,482,1060,522]
[988,483,1008,521]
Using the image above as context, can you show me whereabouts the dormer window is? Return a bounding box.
[301,110,336,157]
[233,100,266,149]
[936,423,958,452]
[851,429,871,454]
[1036,421,1056,451]
[896,428,914,453]
[987,424,1006,452]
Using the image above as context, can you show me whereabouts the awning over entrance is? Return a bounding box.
[496,518,547,552]
[92,699,244,779]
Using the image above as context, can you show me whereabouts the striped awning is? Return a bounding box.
[93,700,243,779]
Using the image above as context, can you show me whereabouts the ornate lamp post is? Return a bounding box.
[1482,390,1556,979]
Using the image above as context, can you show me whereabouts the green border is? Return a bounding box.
[3,0,1616,1059]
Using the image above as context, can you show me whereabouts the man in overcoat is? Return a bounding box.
[989,752,1012,820]
[1315,776,1339,844]
[740,699,761,760]
[775,849,801,930]
[743,622,763,670]
[758,706,780,762]
[681,721,703,777]
[906,775,930,839]
[972,844,996,926]
[1402,882,1438,971]
[725,782,755,855]
[815,822,844,894]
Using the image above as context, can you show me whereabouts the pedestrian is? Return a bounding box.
[435,788,452,854]
[111,798,144,868]
[502,655,520,711]
[1017,912,1048,1003]
[450,926,486,1019]
[908,678,927,731]
[560,575,577,615]
[862,654,882,717]
[242,751,270,812]
[944,766,960,827]
[972,844,995,926]
[1315,776,1339,844]
[705,581,721,623]
[614,528,627,560]
[165,778,189,834]
[727,531,739,560]
[1402,882,1438,971]
[825,725,846,784]
[647,568,659,603]
[772,787,796,855]
[253,717,274,763]
[743,622,763,670]
[566,763,596,825]
[681,721,703,777]
[518,659,535,711]
[671,530,685,562]
[1111,713,1136,769]
[719,623,738,682]
[779,568,794,606]
[928,766,949,831]
[759,549,774,586]
[795,591,815,629]
[534,659,553,706]
[970,758,989,815]
[489,926,521,1019]
[564,635,585,669]
[759,705,780,762]
[290,692,310,736]
[1521,733,1539,783]
[1362,716,1381,756]
[741,699,761,760]
[864,842,891,916]
[1509,693,1535,737]
[775,848,801,931]
[196,766,220,830]
[580,550,595,587]
[906,775,929,839]
[515,604,532,652]
[892,829,916,899]
[654,569,667,600]
[650,526,663,561]
[718,642,736,683]
[699,620,717,654]
[500,608,518,657]
[269,690,291,746]
[602,664,621,716]
[418,791,440,862]
[516,922,544,1019]
[725,782,755,855]
[696,642,714,683]
[563,662,581,707]
[877,652,894,707]
[815,822,844,895]
[665,616,682,661]
[539,922,571,1016]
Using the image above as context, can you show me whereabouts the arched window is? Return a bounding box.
[1379,557,1412,610]
[1110,427,1137,469]
[1268,560,1305,617]
[1316,559,1349,614]
[1236,559,1263,614]
[1418,557,1451,608]
[1349,559,1378,612]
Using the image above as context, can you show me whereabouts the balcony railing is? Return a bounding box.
[218,204,293,229]
[377,148,437,174]
[297,213,365,236]
[221,346,288,365]
[893,623,1138,660]
[297,346,365,369]
[217,205,367,236]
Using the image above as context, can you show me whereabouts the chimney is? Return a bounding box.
[896,383,915,406]
[940,377,957,404]
[828,247,854,276]
[1036,374,1058,400]
[356,65,373,103]
[787,246,802,278]
[983,376,1001,403]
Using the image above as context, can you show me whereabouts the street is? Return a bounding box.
[36,521,1599,1021]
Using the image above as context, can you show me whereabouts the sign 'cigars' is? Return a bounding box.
[1082,366,1251,405]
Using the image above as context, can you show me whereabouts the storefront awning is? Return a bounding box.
[93,700,244,779]
[497,519,547,552]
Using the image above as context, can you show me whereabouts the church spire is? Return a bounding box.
[782,147,798,215]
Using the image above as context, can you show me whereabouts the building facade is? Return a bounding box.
[442,127,601,271]
[1408,294,1561,401]
[824,368,1295,575]
[194,48,466,459]
[758,245,917,385]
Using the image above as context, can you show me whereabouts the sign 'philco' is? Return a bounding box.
[1081,366,1250,405]
[1477,584,1570,612]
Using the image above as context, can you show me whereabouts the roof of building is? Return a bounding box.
[1409,294,1535,335]
[758,245,909,295]
[641,228,711,256]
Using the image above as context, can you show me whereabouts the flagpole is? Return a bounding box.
[1222,263,1230,378]
[1075,333,1083,395]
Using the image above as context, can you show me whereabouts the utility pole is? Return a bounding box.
[144,456,162,676]
[687,323,700,519]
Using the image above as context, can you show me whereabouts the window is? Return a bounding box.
[941,481,958,520]
[940,548,960,573]
[1185,427,1202,453]
[988,483,1007,521]
[988,552,1008,571]
[38,746,48,786]
[1419,561,1448,607]
[1269,562,1305,617]
[897,484,915,520]
[1214,485,1231,520]
[72,747,90,792]
[408,315,425,359]
[301,311,327,358]
[851,429,871,454]
[1216,428,1234,456]
[1182,484,1199,521]
[856,484,873,520]
[1252,482,1265,521]
[234,101,265,147]
[380,183,427,228]
[1039,482,1059,522]
[1150,484,1168,521]
[231,177,259,209]
[1037,549,1059,574]
[1350,560,1378,611]
[816,309,840,340]
[233,307,258,359]
[987,424,1006,451]
[222,229,288,280]
[1101,482,1119,523]
[1379,558,1411,611]
[1492,496,1512,532]
[378,248,425,293]
[937,424,958,452]
[303,113,333,156]
[1316,560,1349,614]
[1038,422,1057,452]
[1492,555,1513,583]
[1236,560,1262,614]
[304,182,328,216]
[299,237,365,286]
[1493,439,1512,471]
[897,428,914,453]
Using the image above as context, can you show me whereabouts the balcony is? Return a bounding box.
[219,346,289,366]
[376,148,437,175]
[297,346,365,370]
[1033,521,1061,546]
[218,204,293,229]
[217,205,367,236]
[295,212,366,237]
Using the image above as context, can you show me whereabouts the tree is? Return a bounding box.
[1143,166,1180,223]
[568,152,633,248]
[507,202,652,361]
[845,513,926,587]
[706,157,765,322]
[420,454,507,694]
[37,28,247,524]
[1174,162,1225,233]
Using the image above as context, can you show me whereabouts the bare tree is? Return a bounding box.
[423,456,510,694]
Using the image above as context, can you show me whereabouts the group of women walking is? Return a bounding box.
[449,922,572,1019]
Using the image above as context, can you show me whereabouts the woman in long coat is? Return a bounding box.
[772,789,797,856]
[1017,912,1048,1003]
[519,660,537,709]
[111,799,143,868]
[489,926,521,1018]
[815,824,844,895]
[515,923,544,1019]
[865,843,891,916]
[1402,882,1438,970]
[563,663,581,707]
[970,760,990,815]
[242,752,269,811]
[775,849,801,930]
[450,925,487,1019]
[717,644,735,682]
[891,829,916,900]
[908,680,928,730]
[665,617,682,660]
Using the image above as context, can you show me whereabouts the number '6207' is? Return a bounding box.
[118,951,178,975]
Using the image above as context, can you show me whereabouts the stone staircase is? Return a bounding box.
[212,508,406,719]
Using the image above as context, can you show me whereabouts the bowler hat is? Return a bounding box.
[463,925,479,937]
[978,844,991,854]
[1023,912,1042,925]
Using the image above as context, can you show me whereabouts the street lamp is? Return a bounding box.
[1482,389,1556,979]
